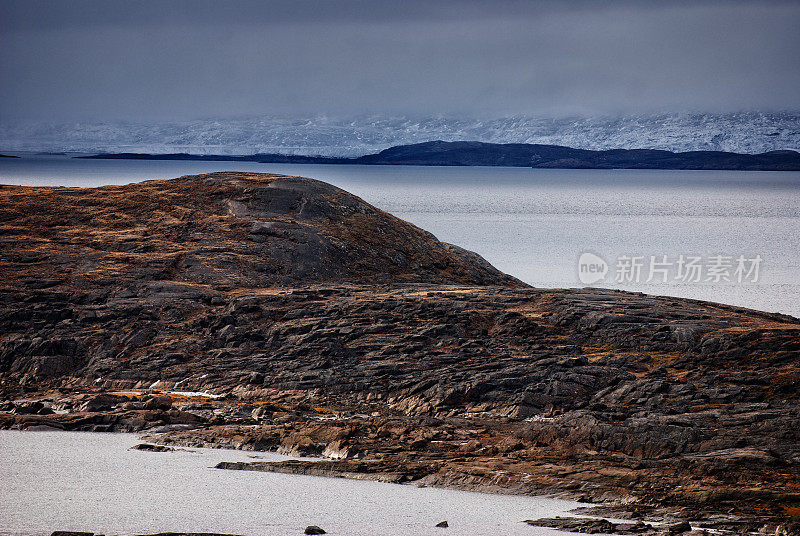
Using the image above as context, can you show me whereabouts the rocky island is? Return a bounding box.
[1,172,798,535]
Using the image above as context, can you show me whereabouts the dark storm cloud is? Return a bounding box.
[1,0,798,121]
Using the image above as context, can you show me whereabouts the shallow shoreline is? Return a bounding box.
[1,430,597,536]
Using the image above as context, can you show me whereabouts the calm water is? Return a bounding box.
[1,154,799,316]
[0,431,583,536]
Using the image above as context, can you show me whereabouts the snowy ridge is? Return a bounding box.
[1,112,798,157]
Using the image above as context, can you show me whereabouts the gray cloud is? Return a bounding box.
[1,0,798,121]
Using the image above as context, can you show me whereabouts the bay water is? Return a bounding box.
[0,431,586,536]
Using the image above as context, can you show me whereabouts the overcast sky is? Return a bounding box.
[1,0,799,122]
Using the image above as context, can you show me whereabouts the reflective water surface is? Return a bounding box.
[0,431,584,536]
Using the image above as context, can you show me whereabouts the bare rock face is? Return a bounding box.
[0,172,522,290]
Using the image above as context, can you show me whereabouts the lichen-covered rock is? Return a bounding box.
[0,173,522,290]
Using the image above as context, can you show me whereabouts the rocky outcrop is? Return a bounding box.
[131,443,175,452]
[0,172,521,291]
[1,174,799,534]
[2,284,795,532]
[524,517,656,535]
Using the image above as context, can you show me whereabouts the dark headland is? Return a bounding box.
[80,140,800,170]
[1,173,799,535]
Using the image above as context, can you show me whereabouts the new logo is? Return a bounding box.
[577,252,608,285]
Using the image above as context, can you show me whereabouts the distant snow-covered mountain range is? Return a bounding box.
[1,112,798,157]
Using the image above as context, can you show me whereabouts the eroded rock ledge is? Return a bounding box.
[2,284,798,533]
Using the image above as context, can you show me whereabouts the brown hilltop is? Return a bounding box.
[0,172,521,291]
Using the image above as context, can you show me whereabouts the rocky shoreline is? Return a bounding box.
[3,282,798,534]
[1,173,799,535]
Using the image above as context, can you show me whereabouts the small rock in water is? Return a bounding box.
[304,526,326,535]
[51,532,95,536]
[435,520,449,528]
[131,443,174,452]
[524,517,618,534]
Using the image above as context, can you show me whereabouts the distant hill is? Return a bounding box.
[354,141,800,170]
[82,140,800,170]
